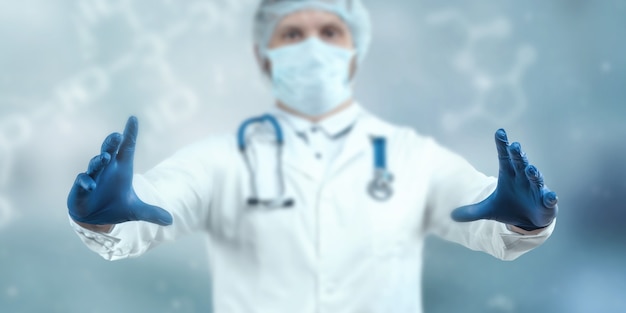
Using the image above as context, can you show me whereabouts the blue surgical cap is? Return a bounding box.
[253,0,372,64]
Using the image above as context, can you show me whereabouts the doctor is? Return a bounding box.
[67,0,558,312]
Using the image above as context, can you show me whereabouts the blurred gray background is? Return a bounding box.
[1,0,625,312]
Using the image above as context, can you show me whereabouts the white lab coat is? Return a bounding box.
[71,104,555,313]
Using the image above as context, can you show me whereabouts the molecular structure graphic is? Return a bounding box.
[425,10,536,132]
[0,0,257,229]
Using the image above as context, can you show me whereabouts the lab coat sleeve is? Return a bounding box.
[70,136,225,261]
[420,135,555,261]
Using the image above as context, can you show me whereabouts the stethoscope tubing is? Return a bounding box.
[238,114,293,208]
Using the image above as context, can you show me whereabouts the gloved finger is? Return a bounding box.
[74,173,96,192]
[117,116,138,163]
[508,142,528,177]
[542,190,558,209]
[495,129,514,177]
[101,132,122,155]
[524,164,544,188]
[132,201,173,226]
[451,203,489,222]
[87,152,111,178]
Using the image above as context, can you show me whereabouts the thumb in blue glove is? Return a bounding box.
[451,129,558,231]
[67,116,173,226]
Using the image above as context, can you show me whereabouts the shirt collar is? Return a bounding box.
[271,102,363,138]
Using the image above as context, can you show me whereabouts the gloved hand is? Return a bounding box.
[67,116,173,226]
[451,129,558,231]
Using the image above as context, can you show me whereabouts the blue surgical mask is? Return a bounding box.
[266,37,356,116]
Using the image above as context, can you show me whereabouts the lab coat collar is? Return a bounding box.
[270,102,362,139]
[317,103,362,138]
[326,106,396,181]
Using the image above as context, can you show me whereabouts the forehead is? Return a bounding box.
[275,9,349,30]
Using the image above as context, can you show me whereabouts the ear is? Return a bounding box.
[349,55,358,80]
[254,45,272,78]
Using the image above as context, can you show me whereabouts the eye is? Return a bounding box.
[321,26,342,40]
[282,28,303,41]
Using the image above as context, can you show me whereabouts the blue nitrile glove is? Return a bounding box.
[67,116,173,226]
[451,129,558,231]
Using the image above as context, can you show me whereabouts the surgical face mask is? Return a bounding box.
[265,37,356,116]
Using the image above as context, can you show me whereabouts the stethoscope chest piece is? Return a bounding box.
[368,168,394,201]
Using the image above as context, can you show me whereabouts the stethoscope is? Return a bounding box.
[237,113,394,208]
[368,137,394,201]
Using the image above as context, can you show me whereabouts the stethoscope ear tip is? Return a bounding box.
[246,197,295,208]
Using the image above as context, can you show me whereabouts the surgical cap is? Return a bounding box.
[253,0,372,64]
